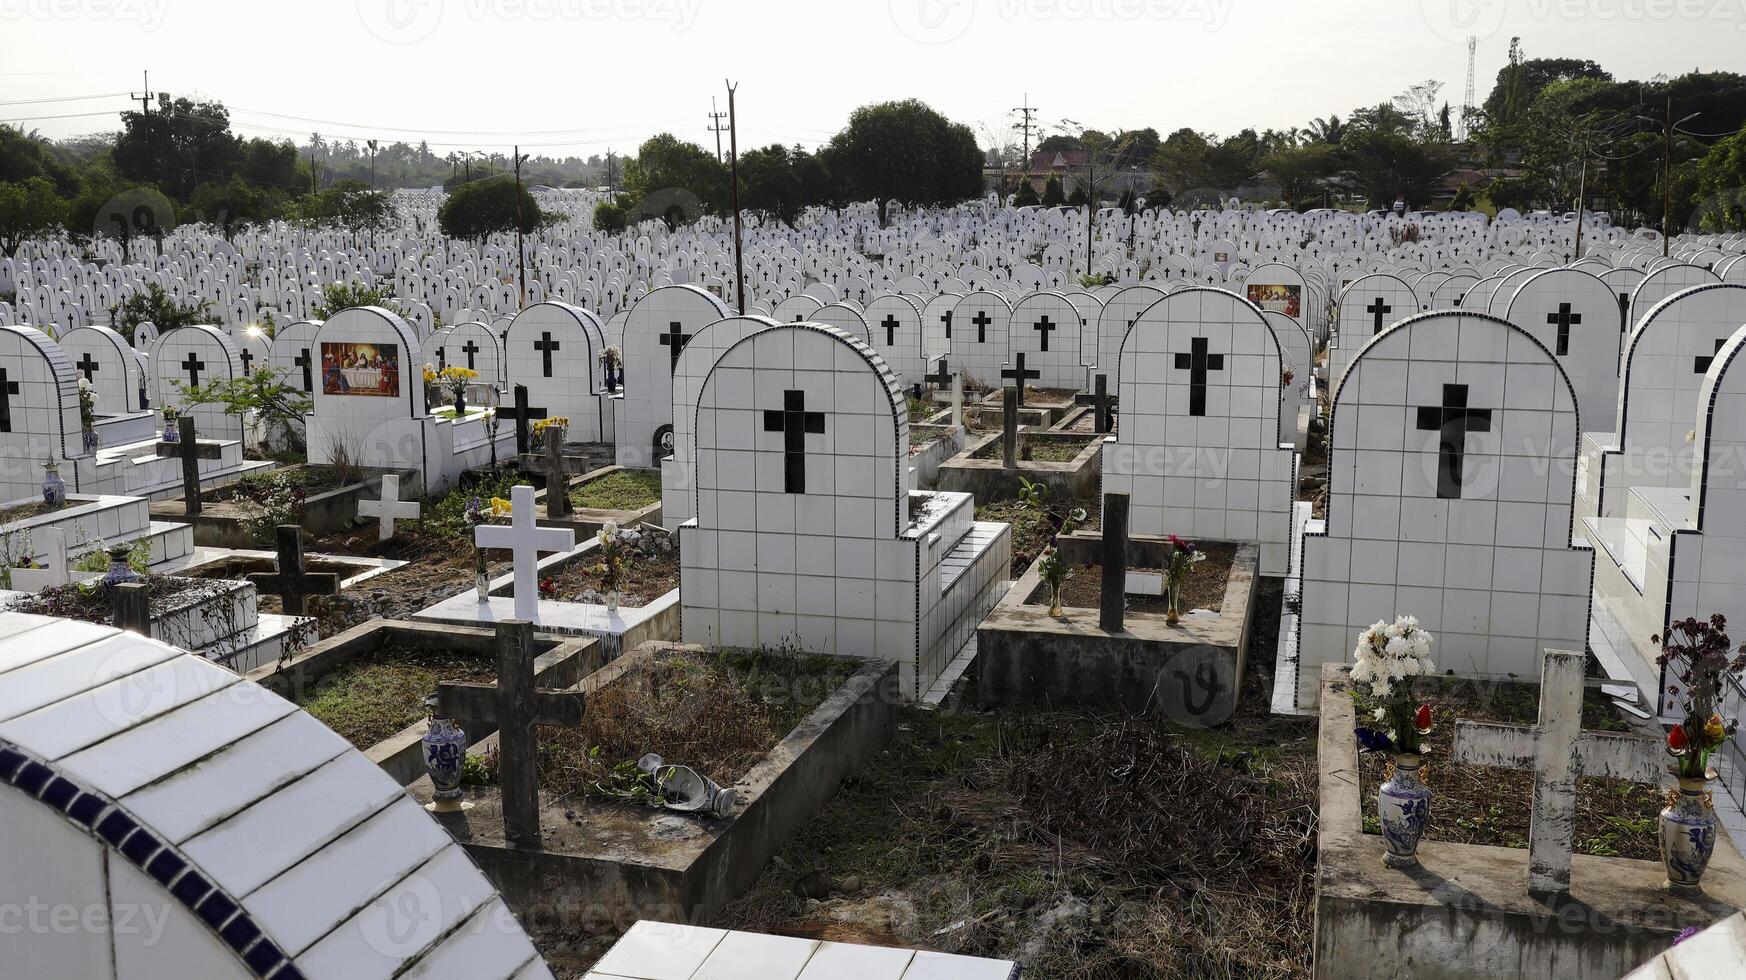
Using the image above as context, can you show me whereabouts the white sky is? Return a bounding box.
[2,0,1742,157]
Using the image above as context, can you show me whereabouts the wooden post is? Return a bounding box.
[1002,386,1018,469]
[1093,373,1110,434]
[950,372,963,429]
[112,582,150,636]
[513,384,532,457]
[496,619,540,846]
[543,423,571,517]
[179,415,200,515]
[275,524,310,615]
[1099,492,1129,633]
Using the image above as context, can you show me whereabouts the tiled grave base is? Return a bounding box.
[157,548,406,589]
[1271,501,1315,717]
[0,494,195,571]
[410,539,680,645]
[976,539,1259,727]
[92,437,274,502]
[1315,664,1746,980]
[907,424,966,489]
[250,620,600,785]
[588,920,1020,979]
[920,520,1010,696]
[411,645,899,925]
[933,432,1103,501]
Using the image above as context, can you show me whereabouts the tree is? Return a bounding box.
[793,146,841,211]
[1694,129,1746,231]
[176,367,312,452]
[1262,143,1337,208]
[1304,115,1346,145]
[188,176,286,237]
[113,94,245,201]
[1013,179,1040,206]
[592,197,628,233]
[0,127,82,196]
[1067,186,1088,206]
[1042,174,1066,206]
[1482,54,1612,131]
[312,282,401,320]
[437,175,550,240]
[1392,80,1446,140]
[1151,128,1214,195]
[822,99,983,225]
[0,177,68,253]
[1449,183,1476,212]
[1339,128,1453,210]
[113,283,209,344]
[737,144,803,225]
[293,179,391,232]
[621,133,724,227]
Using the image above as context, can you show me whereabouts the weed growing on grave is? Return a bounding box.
[236,472,306,546]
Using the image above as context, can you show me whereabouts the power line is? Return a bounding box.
[0,92,130,106]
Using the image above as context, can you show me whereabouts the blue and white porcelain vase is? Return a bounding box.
[1660,775,1718,891]
[1379,752,1432,867]
[162,417,179,443]
[81,427,99,454]
[422,695,468,808]
[40,458,65,507]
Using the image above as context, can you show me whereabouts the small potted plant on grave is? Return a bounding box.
[531,415,569,453]
[1349,616,1437,868]
[590,520,630,613]
[465,495,512,602]
[1654,614,1746,891]
[1018,476,1085,617]
[598,344,623,390]
[77,376,98,454]
[1162,534,1206,626]
[437,365,478,415]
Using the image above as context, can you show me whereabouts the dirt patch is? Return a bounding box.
[515,648,859,806]
[294,643,497,748]
[205,465,351,503]
[538,541,679,607]
[180,555,376,620]
[569,469,661,512]
[971,435,1093,463]
[1357,678,1660,859]
[708,693,1319,979]
[0,499,70,523]
[1023,543,1236,615]
[7,575,223,621]
[974,498,1097,578]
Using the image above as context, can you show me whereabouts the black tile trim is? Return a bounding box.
[0,736,291,979]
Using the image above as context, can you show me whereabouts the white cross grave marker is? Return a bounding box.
[357,473,421,542]
[474,483,573,621]
[1451,649,1666,894]
[7,527,69,592]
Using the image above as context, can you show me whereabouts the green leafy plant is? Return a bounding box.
[234,472,306,546]
[311,282,402,320]
[111,284,210,345]
[175,367,313,452]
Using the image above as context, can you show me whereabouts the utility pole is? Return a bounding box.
[367,139,378,188]
[707,97,728,164]
[513,144,528,309]
[605,149,617,195]
[129,71,155,223]
[726,81,745,315]
[1637,99,1700,257]
[1012,94,1037,172]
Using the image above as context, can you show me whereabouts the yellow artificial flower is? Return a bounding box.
[1706,714,1726,742]
[486,496,513,517]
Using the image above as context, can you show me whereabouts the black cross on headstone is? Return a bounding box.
[1416,383,1494,500]
[239,348,255,376]
[925,358,953,391]
[659,321,691,373]
[533,331,560,378]
[1001,352,1041,406]
[180,351,206,386]
[435,345,446,371]
[1548,303,1581,357]
[941,310,952,339]
[1032,316,1057,352]
[762,389,825,494]
[292,348,313,393]
[1695,338,1727,374]
[503,384,548,455]
[245,525,340,616]
[1173,337,1225,417]
[0,368,17,433]
[460,338,481,371]
[435,619,586,847]
[881,314,900,347]
[75,352,100,382]
[1366,297,1392,335]
[972,310,991,343]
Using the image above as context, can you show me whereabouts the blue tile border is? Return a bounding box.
[0,736,300,979]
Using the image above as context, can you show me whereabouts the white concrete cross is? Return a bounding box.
[7,527,70,592]
[474,483,573,620]
[357,474,421,541]
[1451,649,1666,894]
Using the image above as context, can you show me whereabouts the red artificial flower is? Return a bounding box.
[1667,724,1690,753]
[1415,704,1432,733]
